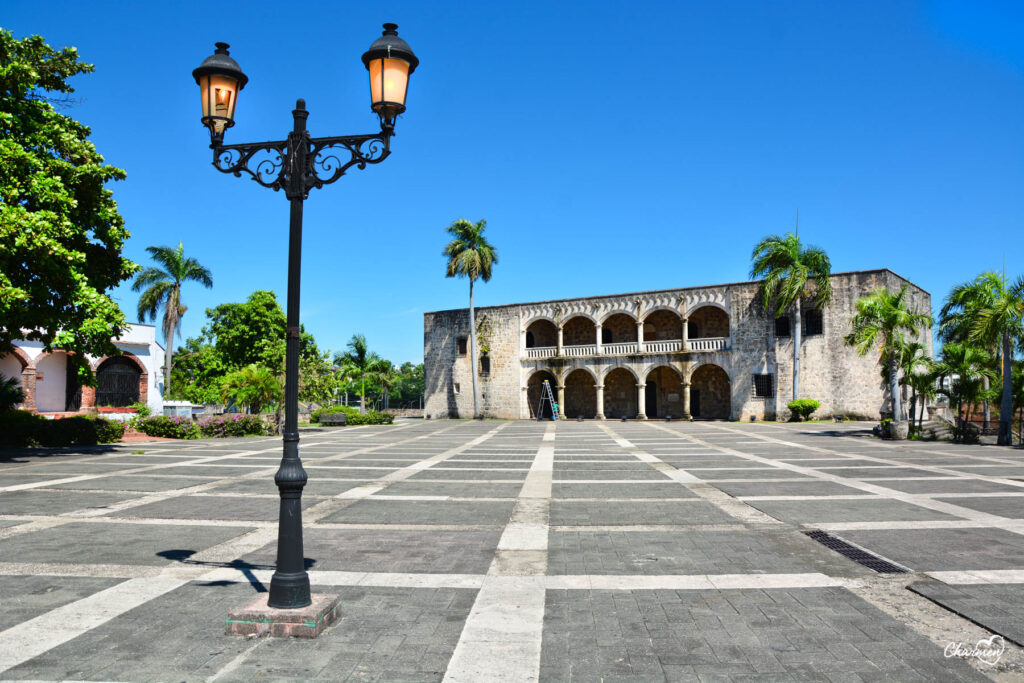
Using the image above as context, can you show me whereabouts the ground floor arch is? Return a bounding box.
[95,355,145,407]
[564,368,597,418]
[34,351,80,412]
[603,367,638,419]
[690,363,730,419]
[527,369,559,419]
[644,366,683,418]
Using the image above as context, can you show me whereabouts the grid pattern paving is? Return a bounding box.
[0,419,1023,680]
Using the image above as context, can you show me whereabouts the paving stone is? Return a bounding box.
[932,496,1024,518]
[321,499,516,525]
[550,500,734,526]
[111,494,318,521]
[0,488,144,515]
[744,499,960,524]
[839,528,1024,571]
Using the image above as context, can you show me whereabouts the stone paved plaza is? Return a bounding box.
[2,420,1024,681]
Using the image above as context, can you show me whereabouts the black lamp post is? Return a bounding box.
[193,24,418,610]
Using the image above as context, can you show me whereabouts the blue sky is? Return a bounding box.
[6,1,1023,363]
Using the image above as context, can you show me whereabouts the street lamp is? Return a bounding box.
[193,25,417,613]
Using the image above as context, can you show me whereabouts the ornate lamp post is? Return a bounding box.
[193,25,418,613]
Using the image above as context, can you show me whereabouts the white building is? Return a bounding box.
[1,323,165,415]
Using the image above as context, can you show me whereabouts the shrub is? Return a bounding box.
[0,411,124,447]
[787,399,821,422]
[197,414,268,438]
[311,405,393,426]
[0,374,25,411]
[129,401,152,418]
[135,415,200,439]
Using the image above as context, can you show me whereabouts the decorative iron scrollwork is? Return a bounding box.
[211,131,390,198]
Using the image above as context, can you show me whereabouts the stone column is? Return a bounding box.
[557,325,564,356]
[556,384,566,419]
[596,384,605,420]
[637,382,647,420]
[595,324,603,355]
[21,367,36,412]
[636,320,645,353]
[682,381,691,419]
[520,328,528,359]
[682,316,689,351]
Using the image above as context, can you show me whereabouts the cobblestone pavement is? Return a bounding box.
[2,420,1024,681]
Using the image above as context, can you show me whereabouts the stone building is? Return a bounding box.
[1,323,166,416]
[423,269,931,421]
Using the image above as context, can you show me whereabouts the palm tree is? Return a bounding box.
[845,286,932,423]
[335,334,388,414]
[895,340,930,426]
[132,243,213,390]
[443,218,498,419]
[939,272,1005,428]
[970,274,1024,445]
[750,232,832,401]
[220,364,282,414]
[0,373,24,411]
[933,342,995,442]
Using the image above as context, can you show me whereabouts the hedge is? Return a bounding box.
[135,413,270,439]
[0,411,125,448]
[787,399,821,421]
[134,415,200,439]
[310,405,394,425]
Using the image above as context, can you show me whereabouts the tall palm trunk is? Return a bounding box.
[164,327,173,392]
[888,355,902,422]
[983,375,991,429]
[792,298,801,400]
[360,376,366,414]
[469,278,480,418]
[999,333,1012,445]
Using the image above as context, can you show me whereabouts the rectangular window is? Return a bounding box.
[454,382,460,394]
[774,316,790,338]
[804,309,824,336]
[479,355,491,375]
[753,374,774,398]
[456,337,467,355]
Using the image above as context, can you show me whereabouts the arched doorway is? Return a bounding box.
[35,352,79,412]
[96,356,143,407]
[564,369,597,418]
[645,366,683,418]
[603,367,638,419]
[525,320,557,348]
[527,369,558,419]
[690,364,731,419]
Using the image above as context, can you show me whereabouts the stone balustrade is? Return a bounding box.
[522,337,728,360]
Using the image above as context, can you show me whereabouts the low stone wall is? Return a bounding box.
[385,408,423,418]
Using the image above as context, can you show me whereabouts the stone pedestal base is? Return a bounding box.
[226,593,340,638]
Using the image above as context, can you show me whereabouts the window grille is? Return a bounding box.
[804,309,824,336]
[774,316,790,337]
[753,374,774,398]
[479,355,490,376]
[456,337,467,355]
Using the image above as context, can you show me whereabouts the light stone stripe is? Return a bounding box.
[0,573,195,674]
[331,424,510,502]
[807,520,1024,531]
[444,423,555,683]
[926,569,1024,584]
[655,422,1024,530]
[598,423,783,526]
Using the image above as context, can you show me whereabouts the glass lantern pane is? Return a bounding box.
[381,58,409,106]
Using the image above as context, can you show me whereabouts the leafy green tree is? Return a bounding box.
[845,286,931,423]
[205,290,287,371]
[391,362,425,407]
[335,334,389,414]
[132,242,213,390]
[968,274,1024,445]
[750,232,832,401]
[893,341,930,426]
[443,218,499,419]
[933,342,996,442]
[220,364,282,414]
[0,31,138,378]
[298,337,339,405]
[165,335,227,404]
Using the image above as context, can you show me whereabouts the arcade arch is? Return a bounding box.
[690,364,731,419]
[563,368,597,418]
[527,369,559,419]
[525,319,557,348]
[688,305,729,339]
[644,365,683,419]
[643,310,683,342]
[603,367,638,419]
[562,316,596,346]
[601,313,637,345]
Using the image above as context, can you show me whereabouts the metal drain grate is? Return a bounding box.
[804,530,909,574]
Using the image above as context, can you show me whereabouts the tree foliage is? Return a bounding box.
[0,30,138,378]
[220,364,282,414]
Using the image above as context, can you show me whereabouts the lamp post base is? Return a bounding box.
[226,593,341,638]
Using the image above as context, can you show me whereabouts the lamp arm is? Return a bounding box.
[210,130,391,197]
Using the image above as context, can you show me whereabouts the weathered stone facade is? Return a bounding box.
[424,269,931,421]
